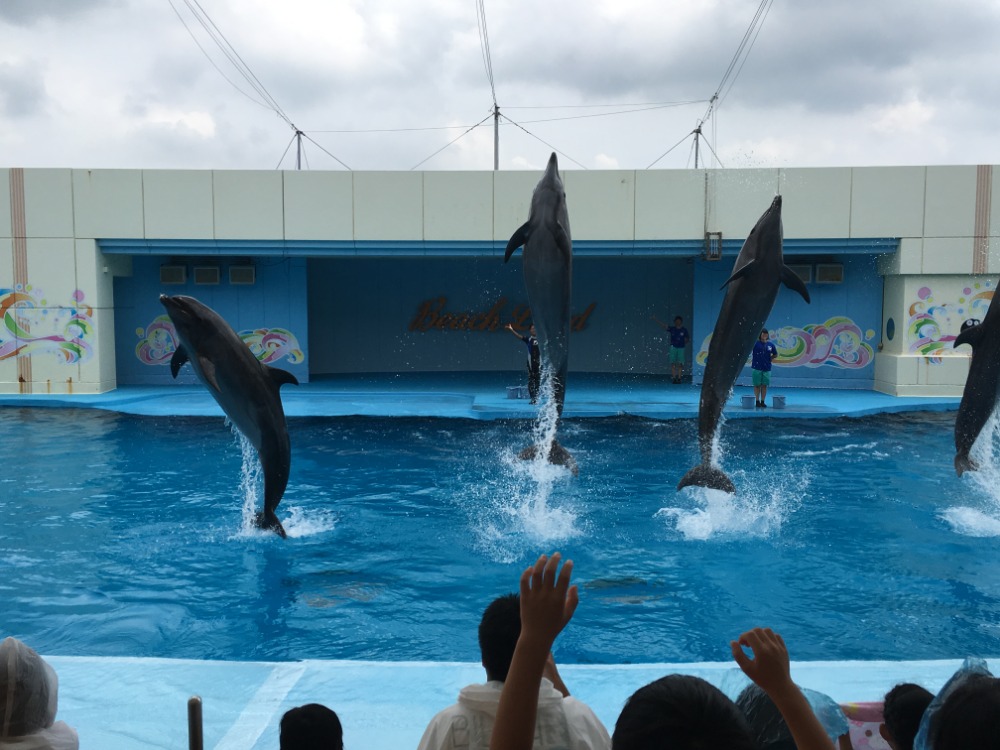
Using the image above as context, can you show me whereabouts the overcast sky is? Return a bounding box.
[3,0,1000,172]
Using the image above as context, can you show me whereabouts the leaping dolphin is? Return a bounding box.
[160,294,298,537]
[953,291,1000,475]
[678,195,810,493]
[504,152,576,473]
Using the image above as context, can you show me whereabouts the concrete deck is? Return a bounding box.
[0,372,962,420]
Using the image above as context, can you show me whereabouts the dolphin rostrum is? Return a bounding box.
[953,291,1000,475]
[160,294,298,537]
[504,152,576,473]
[678,195,810,493]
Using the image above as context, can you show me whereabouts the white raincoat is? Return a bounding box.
[417,678,610,750]
[0,638,79,750]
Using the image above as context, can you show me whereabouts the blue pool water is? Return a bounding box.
[3,407,1000,665]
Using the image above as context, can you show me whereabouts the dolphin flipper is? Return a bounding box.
[555,222,572,257]
[504,222,532,262]
[780,265,811,303]
[169,346,189,378]
[720,259,757,289]
[198,356,221,394]
[677,463,737,494]
[955,324,985,350]
[268,367,299,389]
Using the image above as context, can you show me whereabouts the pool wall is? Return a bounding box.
[0,165,996,396]
[49,656,998,750]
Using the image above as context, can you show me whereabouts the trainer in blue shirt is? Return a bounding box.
[751,329,778,408]
[652,315,689,384]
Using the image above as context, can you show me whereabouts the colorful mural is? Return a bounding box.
[907,282,993,363]
[0,286,95,363]
[135,315,304,366]
[695,316,876,369]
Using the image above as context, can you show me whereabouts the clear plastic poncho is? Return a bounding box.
[0,637,78,750]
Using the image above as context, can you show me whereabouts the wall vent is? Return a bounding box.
[160,265,186,285]
[815,263,844,284]
[704,231,723,261]
[193,266,221,285]
[229,265,256,285]
[787,264,812,284]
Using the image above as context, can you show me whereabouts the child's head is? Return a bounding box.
[879,682,932,750]
[612,674,756,750]
[928,675,1000,750]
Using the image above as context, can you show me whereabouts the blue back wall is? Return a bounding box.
[692,255,882,389]
[114,257,309,386]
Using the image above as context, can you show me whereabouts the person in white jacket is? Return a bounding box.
[0,637,79,750]
[417,593,609,750]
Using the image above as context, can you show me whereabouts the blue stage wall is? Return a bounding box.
[114,257,309,386]
[692,255,883,389]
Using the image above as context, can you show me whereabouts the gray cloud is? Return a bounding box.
[0,61,48,118]
[0,0,119,26]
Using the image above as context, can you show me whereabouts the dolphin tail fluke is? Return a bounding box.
[955,454,978,477]
[677,463,736,494]
[255,510,288,538]
[517,441,579,475]
[548,440,579,476]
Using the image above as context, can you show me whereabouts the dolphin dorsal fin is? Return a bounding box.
[955,324,985,351]
[169,346,189,379]
[268,366,299,389]
[780,264,811,304]
[199,356,221,394]
[720,259,756,290]
[504,222,531,262]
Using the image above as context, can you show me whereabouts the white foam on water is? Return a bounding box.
[657,471,804,542]
[939,507,1000,537]
[946,411,1000,536]
[466,375,582,561]
[281,505,338,537]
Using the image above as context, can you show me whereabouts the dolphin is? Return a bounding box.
[953,291,1000,475]
[504,152,576,473]
[160,294,298,537]
[678,195,810,493]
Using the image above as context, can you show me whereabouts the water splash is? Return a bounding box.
[528,370,561,460]
[230,424,263,534]
[280,505,338,538]
[944,411,1000,537]
[658,468,804,541]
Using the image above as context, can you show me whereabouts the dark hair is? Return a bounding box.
[280,703,343,750]
[612,674,756,750]
[479,593,521,682]
[928,675,1000,750]
[881,683,932,750]
[760,329,769,335]
[674,316,683,323]
[735,683,796,750]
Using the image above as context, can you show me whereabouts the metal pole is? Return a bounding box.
[295,131,303,170]
[693,125,701,169]
[493,105,499,170]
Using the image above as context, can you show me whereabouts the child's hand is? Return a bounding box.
[519,553,578,650]
[730,627,793,696]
